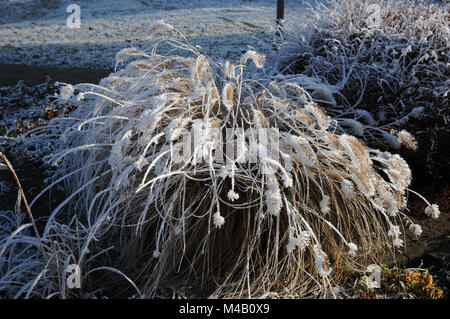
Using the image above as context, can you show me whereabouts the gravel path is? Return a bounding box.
[0,0,313,69]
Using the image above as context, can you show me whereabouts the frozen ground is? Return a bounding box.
[0,0,314,69]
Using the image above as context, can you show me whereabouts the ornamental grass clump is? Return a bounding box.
[0,23,441,298]
[271,0,449,180]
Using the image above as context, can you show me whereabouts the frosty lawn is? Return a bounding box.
[0,0,312,69]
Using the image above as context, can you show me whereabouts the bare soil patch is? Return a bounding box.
[0,64,111,86]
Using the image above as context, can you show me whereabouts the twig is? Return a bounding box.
[0,152,48,263]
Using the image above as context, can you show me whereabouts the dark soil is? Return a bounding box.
[0,64,111,230]
[0,63,111,86]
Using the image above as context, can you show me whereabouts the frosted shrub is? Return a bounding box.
[271,0,449,177]
[0,24,440,298]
